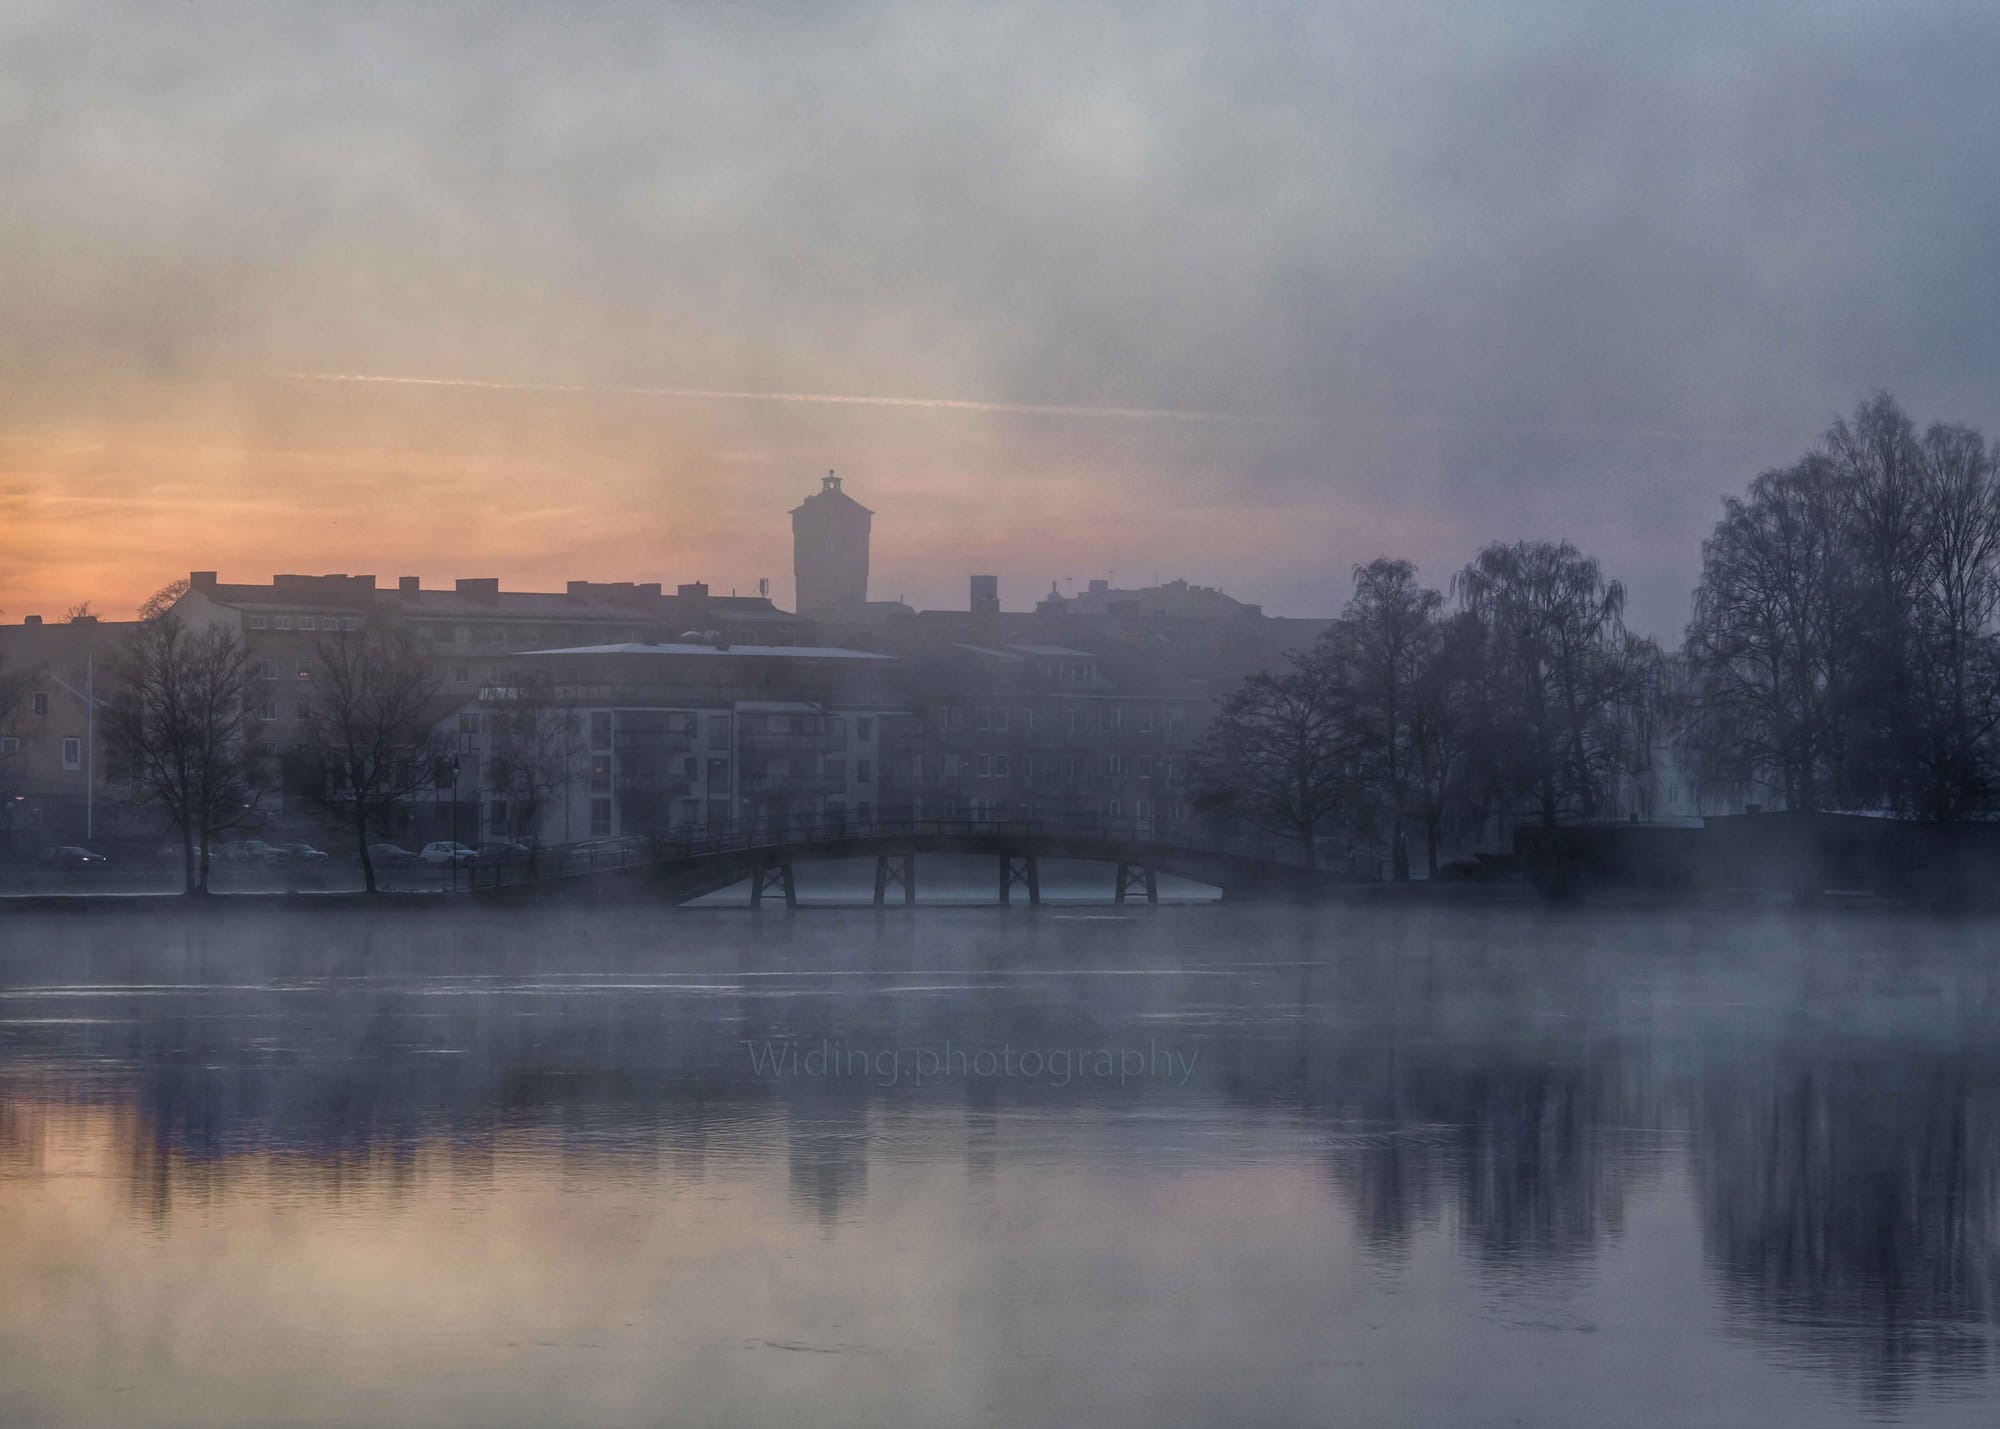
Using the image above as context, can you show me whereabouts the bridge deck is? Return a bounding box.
[463,818,1382,904]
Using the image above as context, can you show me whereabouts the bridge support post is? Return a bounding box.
[998,853,1040,906]
[873,853,916,906]
[752,859,797,909]
[1114,862,1158,905]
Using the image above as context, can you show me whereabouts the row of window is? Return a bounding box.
[419,623,606,647]
[245,613,363,632]
[740,712,876,741]
[0,733,78,768]
[744,756,873,782]
[948,704,1181,735]
[940,752,1180,781]
[959,797,1182,822]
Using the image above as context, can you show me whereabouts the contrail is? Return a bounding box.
[273,370,1787,446]
[275,370,1272,425]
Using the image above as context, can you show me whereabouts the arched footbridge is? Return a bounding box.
[462,817,1385,906]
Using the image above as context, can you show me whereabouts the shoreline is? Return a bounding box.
[0,881,1989,915]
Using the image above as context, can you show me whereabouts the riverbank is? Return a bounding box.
[3,879,1983,915]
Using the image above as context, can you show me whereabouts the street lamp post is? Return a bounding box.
[448,755,462,892]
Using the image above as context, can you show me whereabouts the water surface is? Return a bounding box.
[3,904,1997,1426]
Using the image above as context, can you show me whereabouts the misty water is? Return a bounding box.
[4,900,1999,1427]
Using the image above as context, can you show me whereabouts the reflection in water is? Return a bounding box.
[1696,1056,2000,1402]
[2,907,1998,1426]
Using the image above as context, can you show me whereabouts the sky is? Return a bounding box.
[1,0,1997,636]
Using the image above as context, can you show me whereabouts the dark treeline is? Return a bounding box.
[1686,393,2000,820]
[1195,392,2000,876]
[1193,543,1662,876]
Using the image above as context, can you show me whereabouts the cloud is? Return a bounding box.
[1,0,1997,631]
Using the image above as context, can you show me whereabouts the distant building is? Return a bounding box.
[1044,576,1261,622]
[156,571,810,839]
[485,640,906,842]
[0,471,1363,858]
[899,641,1207,831]
[790,473,873,618]
[0,613,132,848]
[168,570,808,752]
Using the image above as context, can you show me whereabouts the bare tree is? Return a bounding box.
[1337,558,1443,879]
[299,626,447,892]
[1827,392,1929,808]
[138,579,188,621]
[1687,397,2000,820]
[1684,456,1858,811]
[1905,421,2000,818]
[102,609,267,892]
[483,668,587,851]
[1191,639,1356,866]
[1409,610,1486,874]
[1454,540,1642,829]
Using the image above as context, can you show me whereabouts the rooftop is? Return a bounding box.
[789,471,873,517]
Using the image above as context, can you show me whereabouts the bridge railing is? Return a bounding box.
[463,813,1387,892]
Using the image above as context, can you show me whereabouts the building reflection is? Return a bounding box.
[786,1092,871,1228]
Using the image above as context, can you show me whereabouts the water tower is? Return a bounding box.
[790,472,872,618]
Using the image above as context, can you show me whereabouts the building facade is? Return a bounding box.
[470,641,906,844]
[0,614,130,849]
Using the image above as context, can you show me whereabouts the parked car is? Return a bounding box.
[41,845,107,868]
[217,839,288,864]
[366,843,419,865]
[419,842,480,865]
[477,839,533,862]
[569,838,635,860]
[280,843,329,862]
[155,842,202,864]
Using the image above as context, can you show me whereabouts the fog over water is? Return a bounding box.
[3,904,1999,1427]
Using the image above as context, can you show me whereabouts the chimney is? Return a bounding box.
[970,574,999,615]
[677,582,709,601]
[190,571,217,592]
[398,576,420,594]
[23,615,41,626]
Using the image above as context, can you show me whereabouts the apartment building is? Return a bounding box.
[900,641,1208,831]
[467,639,906,844]
[0,614,131,847]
